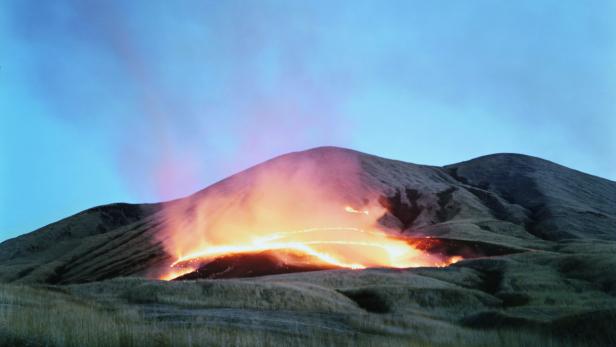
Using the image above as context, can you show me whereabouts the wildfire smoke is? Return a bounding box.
[157,149,461,280]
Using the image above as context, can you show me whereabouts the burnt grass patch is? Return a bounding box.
[435,187,461,222]
[378,189,423,229]
[174,251,338,280]
[411,238,522,259]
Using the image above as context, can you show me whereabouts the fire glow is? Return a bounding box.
[158,149,462,280]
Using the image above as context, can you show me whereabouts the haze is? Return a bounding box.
[1,0,614,239]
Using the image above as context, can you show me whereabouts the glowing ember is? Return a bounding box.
[344,206,369,215]
[447,256,464,264]
[159,266,197,281]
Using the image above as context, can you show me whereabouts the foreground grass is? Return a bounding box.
[0,280,610,347]
[0,283,420,347]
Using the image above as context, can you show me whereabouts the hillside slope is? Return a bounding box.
[0,147,614,284]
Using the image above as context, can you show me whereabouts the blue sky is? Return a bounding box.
[1,0,615,240]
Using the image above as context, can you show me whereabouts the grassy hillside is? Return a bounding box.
[2,244,615,347]
[1,149,615,345]
[1,149,615,285]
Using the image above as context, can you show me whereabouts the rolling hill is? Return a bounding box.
[1,147,614,346]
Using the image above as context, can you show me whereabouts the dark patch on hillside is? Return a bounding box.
[435,187,460,222]
[378,189,423,229]
[411,238,522,259]
[338,289,390,313]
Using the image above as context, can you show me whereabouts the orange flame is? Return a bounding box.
[161,207,461,280]
[171,223,442,270]
[344,206,369,215]
[159,266,198,281]
[158,149,462,280]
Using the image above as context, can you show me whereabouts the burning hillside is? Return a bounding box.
[3,147,616,345]
[1,147,614,287]
[158,148,462,280]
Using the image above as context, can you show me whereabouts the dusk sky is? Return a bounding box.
[1,0,615,240]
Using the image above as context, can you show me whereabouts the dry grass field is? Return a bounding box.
[2,252,615,347]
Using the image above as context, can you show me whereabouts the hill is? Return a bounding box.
[1,147,615,346]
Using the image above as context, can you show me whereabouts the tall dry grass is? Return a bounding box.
[0,281,607,347]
